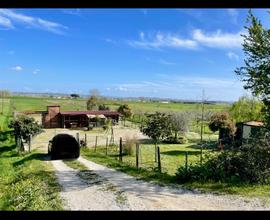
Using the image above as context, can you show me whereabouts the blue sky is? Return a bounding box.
[0,8,269,101]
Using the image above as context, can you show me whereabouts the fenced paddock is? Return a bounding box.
[80,137,213,176]
[30,126,216,176]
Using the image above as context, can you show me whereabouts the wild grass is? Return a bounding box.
[10,95,230,113]
[0,104,63,210]
[0,138,63,210]
[63,159,88,170]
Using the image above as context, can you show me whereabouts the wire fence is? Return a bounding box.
[29,128,214,176]
[78,134,208,175]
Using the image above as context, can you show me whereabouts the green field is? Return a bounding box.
[0,101,63,210]
[9,95,231,113]
[83,141,215,176]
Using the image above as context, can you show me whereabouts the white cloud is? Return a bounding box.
[227,9,238,24]
[192,29,243,48]
[109,75,245,101]
[128,32,198,50]
[0,9,67,34]
[11,65,22,71]
[105,38,116,44]
[139,31,145,40]
[227,51,239,60]
[33,69,40,74]
[0,15,13,28]
[128,29,244,50]
[159,59,176,65]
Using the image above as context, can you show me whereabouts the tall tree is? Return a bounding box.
[229,95,264,123]
[235,10,270,129]
[8,115,43,152]
[117,104,132,126]
[169,112,189,139]
[86,89,100,110]
[140,112,172,145]
[208,112,236,140]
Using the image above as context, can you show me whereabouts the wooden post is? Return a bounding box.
[84,133,87,146]
[185,151,188,171]
[76,132,79,143]
[136,143,139,169]
[200,145,203,165]
[95,136,98,152]
[154,143,157,162]
[106,137,108,156]
[119,137,122,162]
[157,146,161,173]
[16,136,20,150]
[29,135,32,152]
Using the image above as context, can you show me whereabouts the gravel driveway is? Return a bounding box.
[51,157,270,210]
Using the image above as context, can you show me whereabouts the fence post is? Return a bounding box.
[85,133,87,146]
[95,136,98,152]
[154,143,157,162]
[119,137,122,162]
[136,143,139,169]
[106,137,108,156]
[76,132,79,144]
[185,151,188,171]
[157,146,161,173]
[29,135,32,152]
[200,145,203,165]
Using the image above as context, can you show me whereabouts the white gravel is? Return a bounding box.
[51,157,270,210]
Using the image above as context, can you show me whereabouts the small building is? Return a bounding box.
[21,106,121,129]
[234,120,265,145]
[241,120,265,140]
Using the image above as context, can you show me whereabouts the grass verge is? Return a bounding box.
[0,133,63,210]
[80,147,270,200]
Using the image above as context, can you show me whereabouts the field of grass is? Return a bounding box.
[9,95,231,113]
[0,140,63,210]
[81,134,217,175]
[10,96,87,112]
[0,99,63,210]
[0,98,11,130]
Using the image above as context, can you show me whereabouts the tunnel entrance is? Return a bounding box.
[48,133,80,160]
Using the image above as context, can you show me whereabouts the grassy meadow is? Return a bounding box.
[9,95,231,113]
[0,98,63,210]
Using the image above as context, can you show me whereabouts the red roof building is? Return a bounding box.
[39,106,121,128]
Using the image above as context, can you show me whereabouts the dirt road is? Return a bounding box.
[51,157,270,210]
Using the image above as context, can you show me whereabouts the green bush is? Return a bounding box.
[176,132,270,184]
[163,136,188,144]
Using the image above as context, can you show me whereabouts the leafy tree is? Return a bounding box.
[70,93,80,98]
[235,10,270,129]
[140,112,172,145]
[208,112,236,140]
[169,112,189,139]
[98,104,110,111]
[8,115,43,151]
[229,95,264,123]
[86,89,103,110]
[117,104,132,126]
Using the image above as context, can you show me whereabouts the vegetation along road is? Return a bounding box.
[52,157,270,210]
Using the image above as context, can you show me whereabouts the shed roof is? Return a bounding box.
[60,110,121,117]
[243,121,264,127]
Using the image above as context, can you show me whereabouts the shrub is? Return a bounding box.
[176,131,270,184]
[163,136,188,144]
[123,135,138,156]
